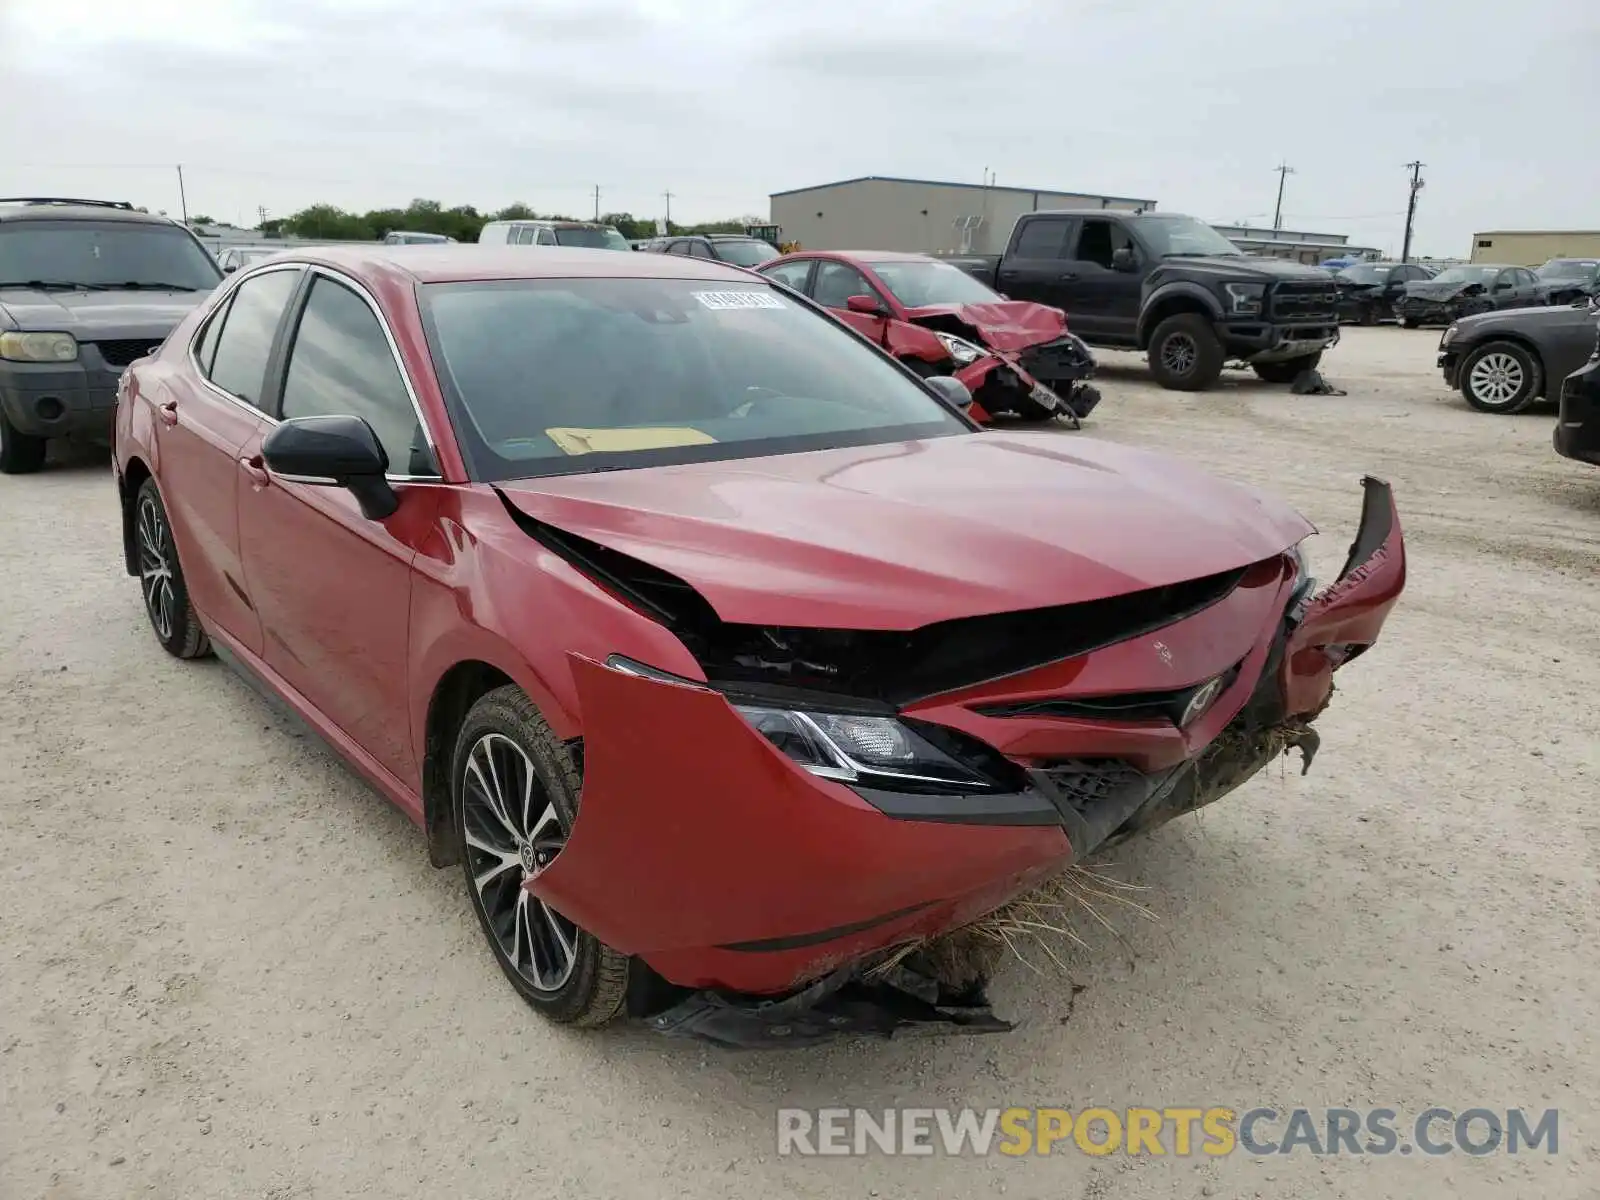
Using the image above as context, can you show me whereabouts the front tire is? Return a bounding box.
[1252,352,1323,384]
[1459,340,1540,414]
[0,411,47,475]
[1146,313,1225,391]
[1401,318,1420,329]
[453,685,630,1027]
[133,478,211,659]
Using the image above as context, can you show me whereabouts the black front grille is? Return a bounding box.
[1039,759,1146,816]
[90,339,163,367]
[1269,282,1338,321]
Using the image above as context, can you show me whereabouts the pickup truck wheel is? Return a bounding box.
[1252,353,1323,384]
[1147,314,1224,391]
[1458,341,1540,414]
[1401,318,1420,329]
[0,411,47,475]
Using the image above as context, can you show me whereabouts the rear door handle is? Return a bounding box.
[157,400,179,427]
[1057,271,1079,281]
[238,454,269,487]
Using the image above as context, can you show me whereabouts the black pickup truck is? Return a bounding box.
[948,211,1340,391]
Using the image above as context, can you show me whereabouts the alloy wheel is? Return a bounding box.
[460,732,578,993]
[1160,333,1198,377]
[1467,352,1525,407]
[136,494,176,641]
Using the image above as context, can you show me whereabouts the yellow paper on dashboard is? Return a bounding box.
[544,426,716,455]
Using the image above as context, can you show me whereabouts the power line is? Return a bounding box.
[1401,161,1426,264]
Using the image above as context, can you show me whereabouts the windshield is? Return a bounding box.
[1134,215,1244,258]
[0,220,223,290]
[1431,266,1499,286]
[868,259,1004,307]
[553,226,631,252]
[1537,259,1598,280]
[420,278,969,481]
[1336,264,1391,284]
[714,239,781,267]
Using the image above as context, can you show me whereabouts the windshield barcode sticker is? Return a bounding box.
[692,290,785,310]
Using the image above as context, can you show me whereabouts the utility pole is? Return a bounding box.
[1401,161,1426,264]
[662,189,673,232]
[176,164,189,224]
[257,205,268,229]
[1272,162,1295,230]
[593,185,601,221]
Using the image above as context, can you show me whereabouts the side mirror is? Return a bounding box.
[846,293,886,316]
[924,374,973,411]
[1111,247,1138,273]
[222,264,237,274]
[261,414,399,521]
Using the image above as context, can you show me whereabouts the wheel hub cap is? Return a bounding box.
[461,732,579,993]
[1163,335,1197,374]
[1469,353,1523,404]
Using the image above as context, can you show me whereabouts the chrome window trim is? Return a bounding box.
[186,260,445,483]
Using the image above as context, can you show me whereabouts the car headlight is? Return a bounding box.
[0,331,78,362]
[933,331,984,366]
[735,704,1001,793]
[604,653,1007,792]
[1440,323,1459,347]
[1224,282,1266,316]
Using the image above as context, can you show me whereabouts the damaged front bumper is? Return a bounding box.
[530,479,1405,1044]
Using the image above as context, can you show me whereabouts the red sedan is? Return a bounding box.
[113,245,1404,1044]
[759,249,1101,423]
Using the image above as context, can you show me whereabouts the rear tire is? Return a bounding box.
[453,685,630,1027]
[1458,340,1540,414]
[133,478,211,659]
[1146,314,1225,391]
[1252,352,1323,384]
[0,412,47,475]
[1401,318,1420,329]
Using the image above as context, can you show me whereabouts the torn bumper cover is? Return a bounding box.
[530,479,1405,1044]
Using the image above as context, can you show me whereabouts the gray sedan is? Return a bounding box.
[1437,299,1600,414]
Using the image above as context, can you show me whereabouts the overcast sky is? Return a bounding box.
[1,0,1594,257]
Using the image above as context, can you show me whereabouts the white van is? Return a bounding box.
[478,219,631,251]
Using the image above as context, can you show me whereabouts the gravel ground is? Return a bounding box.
[2,326,1596,1199]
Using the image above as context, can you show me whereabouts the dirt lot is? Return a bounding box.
[2,326,1596,1199]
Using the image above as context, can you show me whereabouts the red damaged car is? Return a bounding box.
[113,246,1403,1045]
[759,249,1100,425]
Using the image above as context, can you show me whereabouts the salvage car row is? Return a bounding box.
[4,192,1415,1045]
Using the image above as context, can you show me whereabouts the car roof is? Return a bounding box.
[265,244,767,285]
[0,200,180,226]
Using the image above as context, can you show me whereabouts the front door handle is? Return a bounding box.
[157,400,179,427]
[238,454,269,488]
[1057,271,1079,281]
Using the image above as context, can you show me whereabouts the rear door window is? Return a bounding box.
[206,268,302,410]
[763,260,814,292]
[1011,217,1075,260]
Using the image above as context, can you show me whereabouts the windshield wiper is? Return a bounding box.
[0,279,113,290]
[1161,251,1235,258]
[116,281,202,291]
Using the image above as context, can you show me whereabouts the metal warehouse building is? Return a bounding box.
[769,176,1157,256]
[1470,229,1600,266]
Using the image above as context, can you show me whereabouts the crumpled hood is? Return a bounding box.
[900,301,1067,352]
[1404,281,1473,301]
[0,287,212,339]
[497,432,1314,629]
